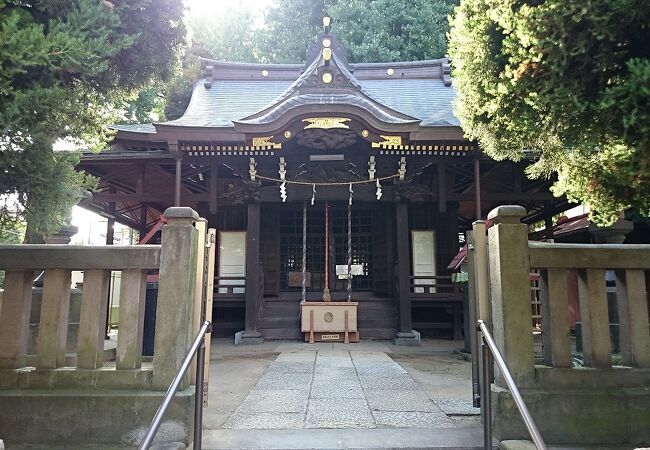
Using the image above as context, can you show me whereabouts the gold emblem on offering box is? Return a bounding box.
[302,117,351,129]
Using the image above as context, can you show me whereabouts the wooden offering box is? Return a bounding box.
[301,302,359,343]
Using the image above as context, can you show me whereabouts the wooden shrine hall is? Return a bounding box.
[78,19,570,344]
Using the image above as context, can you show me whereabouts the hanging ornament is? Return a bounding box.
[280,180,287,202]
[376,179,383,200]
[349,182,354,206]
[311,183,316,206]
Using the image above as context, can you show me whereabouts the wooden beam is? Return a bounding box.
[90,193,205,203]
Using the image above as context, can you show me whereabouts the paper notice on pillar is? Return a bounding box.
[336,264,364,279]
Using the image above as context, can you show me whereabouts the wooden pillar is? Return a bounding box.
[209,161,218,215]
[174,158,182,207]
[238,201,263,344]
[136,162,145,194]
[437,162,447,213]
[104,205,115,338]
[139,204,148,236]
[474,159,482,220]
[394,202,418,345]
[544,202,554,241]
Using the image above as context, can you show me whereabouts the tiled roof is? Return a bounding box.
[160,75,458,129]
[160,80,294,127]
[116,32,460,134]
[361,80,459,127]
[109,123,157,133]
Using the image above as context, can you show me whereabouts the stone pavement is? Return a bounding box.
[223,349,473,430]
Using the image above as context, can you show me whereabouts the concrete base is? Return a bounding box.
[499,440,536,450]
[203,427,491,449]
[393,330,421,346]
[234,330,264,345]
[492,385,650,446]
[0,388,194,448]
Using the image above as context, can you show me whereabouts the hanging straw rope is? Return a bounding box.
[302,201,307,303]
[347,183,353,302]
[256,173,399,186]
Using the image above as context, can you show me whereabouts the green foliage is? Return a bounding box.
[448,0,650,224]
[258,0,457,63]
[0,0,185,237]
[164,43,210,121]
[329,0,457,63]
[189,8,260,63]
[168,0,458,118]
[258,0,328,63]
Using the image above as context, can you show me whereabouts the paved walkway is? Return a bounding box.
[223,349,474,430]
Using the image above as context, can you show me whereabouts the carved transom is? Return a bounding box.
[295,129,358,150]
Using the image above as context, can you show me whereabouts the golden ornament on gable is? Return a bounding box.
[302,117,351,130]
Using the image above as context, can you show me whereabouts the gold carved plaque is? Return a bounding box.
[371,135,402,148]
[252,136,281,148]
[323,312,334,323]
[302,117,351,130]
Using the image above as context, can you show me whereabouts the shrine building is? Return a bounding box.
[78,21,570,343]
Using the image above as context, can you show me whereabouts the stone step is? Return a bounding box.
[201,427,493,449]
[500,442,633,450]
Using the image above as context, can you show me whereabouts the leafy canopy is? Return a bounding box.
[182,0,458,65]
[0,0,185,237]
[165,0,457,119]
[448,0,650,224]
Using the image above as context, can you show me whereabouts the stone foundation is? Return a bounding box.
[0,387,195,448]
[492,385,650,446]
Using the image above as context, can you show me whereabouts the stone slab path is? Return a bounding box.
[224,350,470,430]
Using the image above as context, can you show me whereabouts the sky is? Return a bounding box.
[185,0,275,22]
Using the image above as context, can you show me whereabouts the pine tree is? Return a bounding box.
[0,0,185,238]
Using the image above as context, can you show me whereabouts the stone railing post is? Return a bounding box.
[487,205,534,386]
[152,207,199,390]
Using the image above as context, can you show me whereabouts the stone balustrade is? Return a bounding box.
[485,205,650,445]
[0,207,201,447]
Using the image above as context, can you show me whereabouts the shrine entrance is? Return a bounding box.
[279,202,373,292]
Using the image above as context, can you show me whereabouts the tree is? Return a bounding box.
[167,0,457,116]
[329,0,457,63]
[448,0,650,224]
[0,0,186,238]
[257,0,328,63]
[258,0,457,63]
[189,7,260,63]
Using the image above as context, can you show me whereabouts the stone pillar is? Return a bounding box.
[152,207,199,390]
[236,201,264,345]
[487,205,534,386]
[394,202,420,346]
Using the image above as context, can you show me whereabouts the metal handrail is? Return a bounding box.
[139,320,211,450]
[477,320,547,450]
